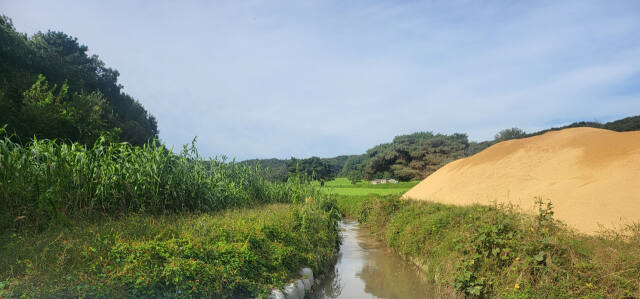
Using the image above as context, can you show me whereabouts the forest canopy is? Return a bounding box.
[0,15,157,145]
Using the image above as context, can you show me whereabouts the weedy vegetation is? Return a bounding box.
[338,195,640,298]
[0,203,340,297]
[0,129,341,297]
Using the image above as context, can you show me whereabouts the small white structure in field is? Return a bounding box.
[371,178,398,184]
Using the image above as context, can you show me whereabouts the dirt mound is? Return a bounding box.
[403,127,640,234]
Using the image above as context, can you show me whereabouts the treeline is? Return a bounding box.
[242,131,468,184]
[525,115,640,137]
[242,158,290,182]
[0,15,157,145]
[348,115,640,181]
[247,115,640,183]
[468,115,640,156]
[242,155,355,183]
[346,132,470,182]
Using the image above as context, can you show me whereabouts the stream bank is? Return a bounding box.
[311,220,436,299]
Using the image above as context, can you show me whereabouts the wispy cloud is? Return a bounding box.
[2,0,639,159]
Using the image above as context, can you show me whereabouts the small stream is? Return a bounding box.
[312,220,436,299]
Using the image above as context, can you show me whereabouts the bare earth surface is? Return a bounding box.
[403,127,640,234]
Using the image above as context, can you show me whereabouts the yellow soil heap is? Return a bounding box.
[403,127,640,234]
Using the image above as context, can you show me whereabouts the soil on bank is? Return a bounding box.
[404,127,640,234]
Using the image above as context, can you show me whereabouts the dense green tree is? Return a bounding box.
[0,15,157,145]
[494,127,527,142]
[241,158,290,182]
[341,154,367,178]
[287,157,335,184]
[603,115,640,131]
[323,155,353,177]
[19,75,74,140]
[5,74,116,144]
[244,155,356,183]
[346,170,363,184]
[363,132,469,181]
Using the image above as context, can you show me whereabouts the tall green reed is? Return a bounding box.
[0,130,325,231]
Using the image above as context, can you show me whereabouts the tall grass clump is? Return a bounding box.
[0,129,323,231]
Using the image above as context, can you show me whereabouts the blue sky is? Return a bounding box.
[2,0,640,159]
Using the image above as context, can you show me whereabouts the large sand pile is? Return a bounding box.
[403,127,640,234]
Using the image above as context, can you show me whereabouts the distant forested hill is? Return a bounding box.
[242,133,471,183]
[526,115,640,137]
[245,114,640,183]
[241,158,289,182]
[293,115,640,182]
[469,115,640,155]
[241,155,356,182]
[0,15,157,145]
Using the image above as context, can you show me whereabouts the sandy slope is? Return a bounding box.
[403,127,640,234]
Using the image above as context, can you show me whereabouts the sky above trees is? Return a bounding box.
[3,0,640,159]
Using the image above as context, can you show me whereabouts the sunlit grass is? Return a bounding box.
[324,177,419,196]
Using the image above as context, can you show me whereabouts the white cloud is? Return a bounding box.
[2,0,639,159]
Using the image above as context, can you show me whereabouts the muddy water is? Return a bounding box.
[312,220,436,299]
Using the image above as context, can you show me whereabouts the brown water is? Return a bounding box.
[312,220,436,299]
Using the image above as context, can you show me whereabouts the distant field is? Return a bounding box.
[324,177,419,196]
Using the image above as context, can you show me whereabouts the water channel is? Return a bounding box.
[311,220,437,299]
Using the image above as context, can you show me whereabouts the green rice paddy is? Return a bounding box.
[324,177,419,196]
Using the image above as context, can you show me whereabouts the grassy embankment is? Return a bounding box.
[0,132,340,298]
[329,178,640,298]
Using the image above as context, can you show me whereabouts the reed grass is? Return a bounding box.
[0,129,324,231]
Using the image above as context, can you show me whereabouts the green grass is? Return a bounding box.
[324,177,419,196]
[0,202,341,298]
[337,194,640,298]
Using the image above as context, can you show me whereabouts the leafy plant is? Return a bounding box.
[1,203,340,298]
[0,131,331,231]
